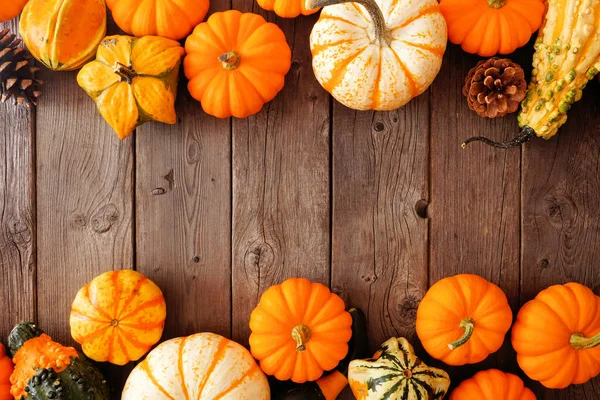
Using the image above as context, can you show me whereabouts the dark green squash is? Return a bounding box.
[275,308,369,400]
[8,323,110,400]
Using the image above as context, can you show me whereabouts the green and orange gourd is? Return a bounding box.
[8,323,110,400]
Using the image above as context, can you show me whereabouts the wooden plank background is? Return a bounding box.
[1,7,600,399]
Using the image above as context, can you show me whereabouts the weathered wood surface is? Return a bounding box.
[1,12,600,400]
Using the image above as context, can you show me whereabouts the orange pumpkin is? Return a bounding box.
[416,274,513,366]
[512,282,600,389]
[439,0,545,57]
[0,343,12,400]
[184,10,291,119]
[0,0,28,23]
[450,369,535,400]
[107,0,209,41]
[257,0,318,18]
[249,278,353,383]
[70,270,167,365]
[19,0,106,71]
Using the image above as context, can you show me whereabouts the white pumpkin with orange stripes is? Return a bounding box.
[122,332,270,400]
[308,0,447,110]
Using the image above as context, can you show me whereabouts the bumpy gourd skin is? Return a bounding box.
[8,323,110,400]
[519,0,600,139]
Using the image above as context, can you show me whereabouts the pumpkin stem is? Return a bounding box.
[486,0,506,8]
[448,318,475,350]
[462,126,536,149]
[219,50,241,70]
[306,0,390,45]
[292,324,312,352]
[114,62,137,84]
[570,332,600,350]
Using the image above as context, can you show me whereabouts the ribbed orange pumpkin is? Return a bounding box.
[107,0,209,41]
[439,0,545,57]
[249,278,353,383]
[416,274,513,366]
[257,0,318,18]
[70,270,167,366]
[450,369,535,400]
[19,0,106,71]
[0,0,28,23]
[184,10,291,119]
[512,282,600,389]
[0,343,12,400]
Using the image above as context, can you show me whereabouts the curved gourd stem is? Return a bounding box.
[448,318,475,350]
[292,324,312,352]
[307,0,389,46]
[462,126,536,149]
[570,332,600,350]
[486,0,506,8]
[114,62,137,84]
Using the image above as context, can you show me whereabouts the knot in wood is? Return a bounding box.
[8,219,31,245]
[91,204,119,233]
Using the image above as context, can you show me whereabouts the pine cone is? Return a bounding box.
[0,28,42,108]
[463,58,526,119]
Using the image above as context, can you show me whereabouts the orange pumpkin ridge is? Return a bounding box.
[249,278,353,383]
[450,369,535,400]
[416,274,513,366]
[0,343,13,400]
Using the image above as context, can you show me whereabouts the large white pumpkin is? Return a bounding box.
[122,333,270,400]
[308,0,447,111]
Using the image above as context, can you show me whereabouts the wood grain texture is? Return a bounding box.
[135,95,231,340]
[231,7,330,346]
[0,19,36,340]
[429,45,522,383]
[331,100,429,348]
[521,78,600,398]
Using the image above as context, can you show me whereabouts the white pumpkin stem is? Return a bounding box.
[114,62,137,84]
[219,50,241,70]
[307,0,390,45]
[570,332,600,349]
[486,0,506,8]
[448,318,475,350]
[292,324,312,352]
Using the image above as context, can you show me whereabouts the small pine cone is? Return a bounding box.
[0,28,42,108]
[463,57,526,119]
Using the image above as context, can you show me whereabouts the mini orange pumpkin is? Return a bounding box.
[512,282,600,389]
[450,369,535,400]
[70,270,167,365]
[257,0,318,18]
[0,0,28,23]
[439,0,545,57]
[107,0,209,41]
[19,0,106,71]
[184,10,291,119]
[0,343,12,400]
[416,274,513,366]
[249,278,353,383]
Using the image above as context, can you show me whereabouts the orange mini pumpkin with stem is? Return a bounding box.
[439,0,545,57]
[512,282,600,389]
[184,10,291,119]
[107,0,209,41]
[0,343,12,400]
[70,270,167,365]
[416,274,513,366]
[0,0,28,23]
[450,369,535,400]
[249,278,353,383]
